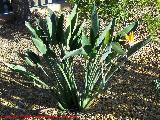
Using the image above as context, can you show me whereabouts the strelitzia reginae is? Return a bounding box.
[125,31,134,46]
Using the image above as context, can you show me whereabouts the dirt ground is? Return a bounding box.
[0,19,159,120]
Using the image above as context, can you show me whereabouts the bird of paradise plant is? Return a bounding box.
[2,4,152,112]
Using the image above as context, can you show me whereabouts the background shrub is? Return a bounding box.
[67,0,160,39]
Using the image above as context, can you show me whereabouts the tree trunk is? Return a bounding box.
[11,0,31,21]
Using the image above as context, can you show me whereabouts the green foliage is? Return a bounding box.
[67,0,157,19]
[25,5,83,57]
[157,0,160,8]
[143,14,160,38]
[67,0,159,39]
[3,4,152,112]
[67,0,127,20]
[154,79,160,97]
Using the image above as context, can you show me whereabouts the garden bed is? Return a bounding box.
[0,1,160,119]
[0,20,159,120]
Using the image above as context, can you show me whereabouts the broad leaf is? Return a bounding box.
[66,7,79,50]
[116,21,138,39]
[24,57,35,66]
[46,16,53,38]
[83,45,95,57]
[66,4,77,28]
[63,47,87,59]
[25,50,41,66]
[5,62,49,88]
[5,63,26,72]
[91,3,99,38]
[103,31,110,46]
[69,23,82,50]
[101,45,112,61]
[81,32,90,46]
[47,9,57,40]
[95,19,114,47]
[32,38,47,55]
[127,36,152,57]
[90,3,99,47]
[25,22,38,38]
[56,14,64,44]
[112,42,125,55]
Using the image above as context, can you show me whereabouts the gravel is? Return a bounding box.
[0,9,159,119]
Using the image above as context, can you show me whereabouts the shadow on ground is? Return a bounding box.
[0,22,30,41]
[87,66,160,119]
[0,67,56,116]
[0,58,159,119]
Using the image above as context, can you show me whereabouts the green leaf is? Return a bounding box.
[66,4,77,28]
[112,42,125,55]
[104,62,125,85]
[116,21,138,38]
[90,3,99,47]
[32,38,47,55]
[74,22,84,41]
[63,47,87,59]
[4,62,49,89]
[83,45,94,56]
[101,45,112,61]
[56,14,64,44]
[69,23,82,50]
[27,73,49,89]
[82,97,91,109]
[127,36,152,57]
[35,19,50,46]
[25,22,38,38]
[24,57,35,66]
[25,50,41,65]
[26,21,49,53]
[6,64,26,72]
[46,16,52,38]
[57,102,66,111]
[95,19,115,47]
[104,51,117,64]
[47,8,54,17]
[71,13,78,34]
[103,31,110,45]
[110,18,116,37]
[46,9,57,40]
[65,25,70,48]
[84,98,95,109]
[91,3,99,38]
[51,13,57,37]
[66,5,78,50]
[81,32,90,46]
[57,63,72,91]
